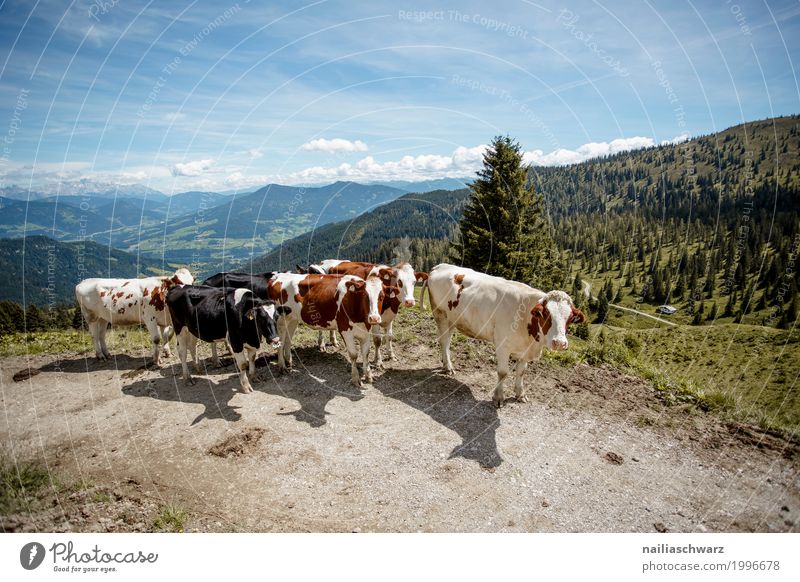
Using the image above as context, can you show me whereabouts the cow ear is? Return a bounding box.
[532,302,546,318]
[415,271,428,283]
[570,307,586,324]
[276,305,292,315]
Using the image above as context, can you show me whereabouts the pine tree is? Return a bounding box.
[596,293,609,323]
[451,135,561,288]
[25,304,44,332]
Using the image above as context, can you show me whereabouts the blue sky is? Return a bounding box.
[0,0,798,193]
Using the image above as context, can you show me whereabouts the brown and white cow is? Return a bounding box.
[75,268,194,365]
[312,259,428,365]
[426,264,584,407]
[267,272,392,387]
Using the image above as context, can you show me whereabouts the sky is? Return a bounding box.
[0,0,798,194]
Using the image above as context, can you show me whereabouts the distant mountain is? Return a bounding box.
[368,178,472,193]
[0,180,167,201]
[0,196,111,239]
[166,191,229,215]
[0,236,167,305]
[248,188,468,274]
[119,181,409,267]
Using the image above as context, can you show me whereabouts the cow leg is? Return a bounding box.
[385,320,396,361]
[176,330,195,384]
[210,342,220,367]
[246,346,257,378]
[493,346,512,408]
[98,321,111,359]
[514,360,529,402]
[317,331,326,352]
[277,320,297,372]
[330,331,338,348]
[160,326,173,357]
[88,321,105,360]
[231,349,253,393]
[371,331,383,368]
[434,315,455,374]
[145,319,162,367]
[360,334,373,384]
[341,333,362,388]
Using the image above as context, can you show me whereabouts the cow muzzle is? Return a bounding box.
[550,338,568,351]
[271,337,281,347]
[404,299,415,308]
[368,315,381,325]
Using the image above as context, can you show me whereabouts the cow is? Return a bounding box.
[267,272,393,387]
[166,285,289,393]
[201,271,276,365]
[426,264,585,407]
[310,259,428,363]
[75,268,194,365]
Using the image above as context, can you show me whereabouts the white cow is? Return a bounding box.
[75,268,194,365]
[426,264,584,407]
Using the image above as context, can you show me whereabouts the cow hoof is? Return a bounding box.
[443,368,455,376]
[363,374,373,384]
[240,386,253,394]
[516,394,528,403]
[184,376,196,386]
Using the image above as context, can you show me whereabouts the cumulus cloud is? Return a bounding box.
[661,132,690,145]
[300,138,368,153]
[170,159,215,177]
[523,136,656,166]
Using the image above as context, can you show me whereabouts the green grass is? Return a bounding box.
[0,328,154,356]
[152,502,187,532]
[554,323,800,439]
[0,455,57,515]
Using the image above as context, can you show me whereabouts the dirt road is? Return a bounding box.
[1,319,797,532]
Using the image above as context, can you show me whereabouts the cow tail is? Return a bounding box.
[419,279,428,310]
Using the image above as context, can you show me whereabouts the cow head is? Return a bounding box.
[248,299,292,346]
[347,276,384,325]
[381,285,401,313]
[173,268,194,286]
[392,263,420,308]
[529,290,585,351]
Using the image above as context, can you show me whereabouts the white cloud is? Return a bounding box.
[164,112,186,122]
[300,138,368,153]
[170,159,215,177]
[247,147,264,160]
[523,137,656,166]
[661,132,690,145]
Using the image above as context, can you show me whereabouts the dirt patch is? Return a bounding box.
[208,428,267,458]
[12,368,40,382]
[603,451,624,465]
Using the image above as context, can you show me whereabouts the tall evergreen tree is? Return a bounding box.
[451,135,561,288]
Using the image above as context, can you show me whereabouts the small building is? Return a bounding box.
[655,305,678,315]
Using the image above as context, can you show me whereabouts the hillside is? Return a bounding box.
[0,236,167,305]
[249,188,468,273]
[100,181,408,267]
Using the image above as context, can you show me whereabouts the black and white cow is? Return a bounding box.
[166,285,289,393]
[200,271,277,365]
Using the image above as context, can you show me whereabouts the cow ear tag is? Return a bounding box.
[348,284,356,292]
[247,311,254,320]
[390,291,396,298]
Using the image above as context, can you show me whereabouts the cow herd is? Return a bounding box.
[75,259,585,407]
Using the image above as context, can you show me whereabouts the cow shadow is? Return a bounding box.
[253,347,365,428]
[375,368,502,468]
[39,353,154,374]
[121,368,244,425]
